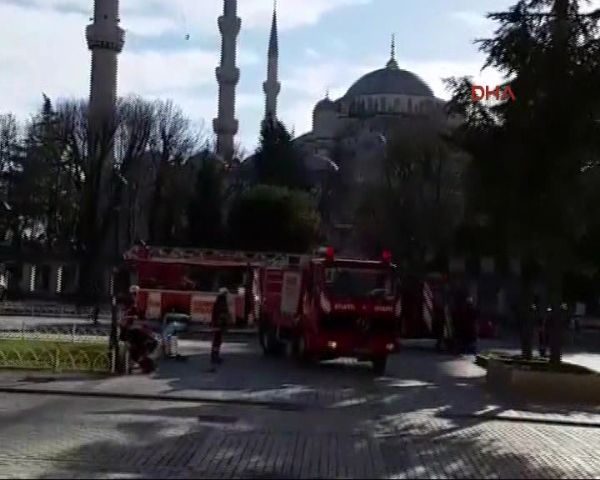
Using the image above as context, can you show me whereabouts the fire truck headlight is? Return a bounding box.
[386,342,395,351]
[327,341,337,349]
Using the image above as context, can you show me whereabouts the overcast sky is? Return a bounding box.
[1,0,596,153]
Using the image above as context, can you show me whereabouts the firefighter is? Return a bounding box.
[120,285,157,373]
[210,287,231,366]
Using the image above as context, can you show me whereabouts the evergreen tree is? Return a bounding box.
[227,185,320,253]
[253,117,307,189]
[447,0,600,363]
[188,152,225,248]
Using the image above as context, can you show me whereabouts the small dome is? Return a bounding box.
[314,97,336,112]
[304,153,339,173]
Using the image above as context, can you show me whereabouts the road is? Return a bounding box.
[0,338,599,478]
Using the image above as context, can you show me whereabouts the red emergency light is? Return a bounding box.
[382,250,392,264]
[325,246,335,261]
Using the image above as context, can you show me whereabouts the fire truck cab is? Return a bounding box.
[258,248,401,374]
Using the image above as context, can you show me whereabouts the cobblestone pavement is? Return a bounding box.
[0,339,599,479]
[0,391,599,479]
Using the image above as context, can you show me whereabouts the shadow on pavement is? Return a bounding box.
[24,336,600,478]
[37,400,588,479]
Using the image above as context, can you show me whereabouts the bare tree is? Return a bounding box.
[52,96,156,299]
[6,95,209,299]
[355,117,466,268]
[147,100,203,244]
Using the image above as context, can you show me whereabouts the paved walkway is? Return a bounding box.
[0,339,598,417]
[0,338,599,478]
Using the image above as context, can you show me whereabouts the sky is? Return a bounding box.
[0,0,597,154]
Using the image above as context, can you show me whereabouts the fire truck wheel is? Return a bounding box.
[371,356,387,375]
[259,325,280,356]
[293,336,312,365]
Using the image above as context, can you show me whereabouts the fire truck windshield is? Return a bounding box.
[324,268,393,299]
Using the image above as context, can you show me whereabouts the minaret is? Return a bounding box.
[386,33,398,70]
[263,2,281,122]
[86,0,125,136]
[213,0,241,162]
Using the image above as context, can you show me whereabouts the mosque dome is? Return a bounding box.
[314,97,337,112]
[344,35,434,99]
[345,66,433,98]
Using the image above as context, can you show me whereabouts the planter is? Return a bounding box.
[476,353,572,371]
[486,358,600,404]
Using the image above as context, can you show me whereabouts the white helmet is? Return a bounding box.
[218,287,229,295]
[129,285,140,294]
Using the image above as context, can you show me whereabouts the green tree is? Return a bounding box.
[227,185,320,253]
[355,119,465,270]
[447,0,600,363]
[187,151,225,248]
[253,118,307,190]
[147,100,200,244]
[23,96,79,249]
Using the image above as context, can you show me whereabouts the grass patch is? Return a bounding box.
[0,339,111,372]
[477,351,595,375]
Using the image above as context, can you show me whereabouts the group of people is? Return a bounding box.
[119,285,232,373]
[432,287,479,355]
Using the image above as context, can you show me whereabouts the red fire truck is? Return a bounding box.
[122,245,262,326]
[257,247,402,374]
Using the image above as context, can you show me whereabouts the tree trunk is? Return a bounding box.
[519,279,534,360]
[545,249,565,366]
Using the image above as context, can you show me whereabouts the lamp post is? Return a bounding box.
[109,267,119,372]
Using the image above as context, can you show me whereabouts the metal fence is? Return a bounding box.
[0,322,126,373]
[0,302,110,319]
[0,347,113,372]
[0,323,110,344]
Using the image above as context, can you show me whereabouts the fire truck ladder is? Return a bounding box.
[123,245,312,267]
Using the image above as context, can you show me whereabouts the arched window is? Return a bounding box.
[407,99,412,113]
[381,97,387,112]
[394,98,400,111]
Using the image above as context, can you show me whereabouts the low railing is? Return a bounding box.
[0,347,113,372]
[0,303,110,319]
[0,323,109,343]
[0,322,126,373]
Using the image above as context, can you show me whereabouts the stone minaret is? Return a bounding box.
[263,3,281,122]
[86,0,124,135]
[213,0,241,162]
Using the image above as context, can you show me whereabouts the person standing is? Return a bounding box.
[211,287,231,366]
